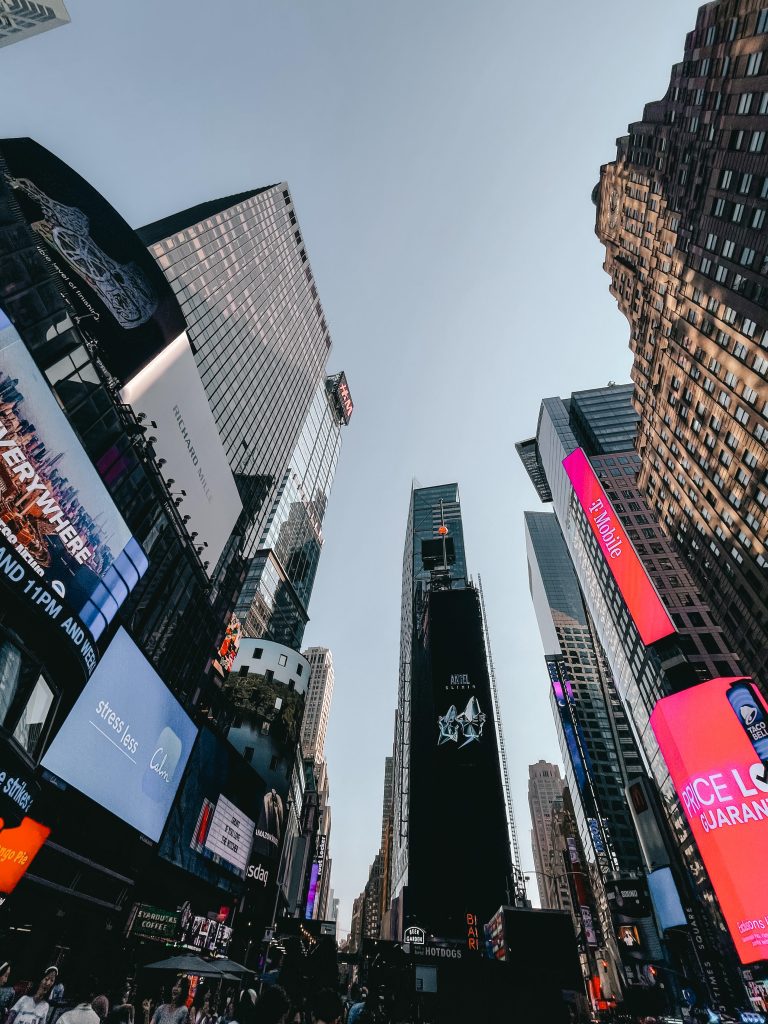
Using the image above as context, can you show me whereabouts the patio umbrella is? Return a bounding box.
[205,959,251,975]
[142,955,224,977]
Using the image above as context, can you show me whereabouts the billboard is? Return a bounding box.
[0,308,146,660]
[0,138,185,384]
[408,586,513,937]
[42,627,197,841]
[0,740,51,899]
[562,447,675,646]
[120,334,242,576]
[650,676,768,964]
[159,727,268,890]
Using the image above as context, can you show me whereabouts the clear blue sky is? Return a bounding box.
[1,0,703,934]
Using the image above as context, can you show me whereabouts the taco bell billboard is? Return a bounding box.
[0,308,146,663]
[651,677,768,964]
[562,447,675,646]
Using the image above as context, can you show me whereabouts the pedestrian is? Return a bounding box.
[6,968,58,1024]
[146,980,190,1024]
[253,987,289,1024]
[191,994,213,1024]
[90,998,109,1023]
[309,991,342,1024]
[235,991,257,1024]
[276,940,305,1011]
[56,989,101,1024]
[0,964,16,1019]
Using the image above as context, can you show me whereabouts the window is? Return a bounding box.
[733,203,745,223]
[740,172,754,194]
[743,385,759,405]
[743,317,758,336]
[723,306,738,325]
[713,197,726,216]
[735,341,749,359]
[741,248,756,267]
[278,654,287,667]
[715,265,729,283]
[706,232,719,250]
[239,664,249,677]
[254,647,263,659]
[723,239,735,258]
[762,92,768,113]
[753,208,766,229]
[739,93,754,114]
[747,52,764,76]
[13,675,53,759]
[731,130,745,150]
[736,406,751,425]
[720,168,733,189]
[759,8,768,32]
[754,354,768,374]
[0,642,22,726]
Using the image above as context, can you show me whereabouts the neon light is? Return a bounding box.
[304,861,320,919]
[562,448,675,646]
[651,677,768,964]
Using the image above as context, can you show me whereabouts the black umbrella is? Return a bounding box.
[142,955,226,978]
[206,958,251,975]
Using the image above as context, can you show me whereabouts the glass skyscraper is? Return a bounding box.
[139,190,351,648]
[138,185,332,552]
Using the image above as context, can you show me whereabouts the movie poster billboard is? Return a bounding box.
[651,676,768,964]
[0,309,146,666]
[42,628,197,841]
[120,334,242,575]
[159,728,268,892]
[0,138,185,384]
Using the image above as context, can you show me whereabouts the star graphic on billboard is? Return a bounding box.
[437,696,486,748]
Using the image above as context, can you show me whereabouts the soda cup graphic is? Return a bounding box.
[142,726,182,802]
[726,680,768,764]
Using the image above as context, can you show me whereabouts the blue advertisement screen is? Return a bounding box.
[42,627,197,840]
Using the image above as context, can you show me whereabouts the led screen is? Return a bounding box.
[651,676,768,963]
[562,447,675,646]
[42,627,197,840]
[0,138,186,384]
[0,309,146,657]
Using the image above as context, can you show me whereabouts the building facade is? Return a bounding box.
[519,384,746,1007]
[594,0,768,686]
[0,0,69,48]
[300,647,335,763]
[528,761,571,912]
[138,186,333,561]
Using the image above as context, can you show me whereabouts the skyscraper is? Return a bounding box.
[518,384,745,1005]
[234,374,351,649]
[594,0,768,684]
[0,0,69,48]
[300,647,335,763]
[527,761,571,912]
[387,483,515,939]
[138,186,333,556]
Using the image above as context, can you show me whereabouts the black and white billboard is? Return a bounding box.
[0,138,185,384]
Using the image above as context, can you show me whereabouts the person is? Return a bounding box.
[147,980,190,1024]
[91,999,109,1023]
[276,940,305,1011]
[56,990,102,1024]
[0,964,16,1017]
[252,987,289,1024]
[236,991,257,1024]
[192,994,213,1024]
[7,968,58,1024]
[309,991,342,1024]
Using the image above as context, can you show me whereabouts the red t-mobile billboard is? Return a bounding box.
[562,447,675,646]
[651,677,768,964]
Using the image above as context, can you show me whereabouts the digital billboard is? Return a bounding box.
[0,309,147,662]
[120,334,242,575]
[159,727,267,890]
[408,586,513,937]
[0,741,51,899]
[0,138,185,384]
[42,627,197,841]
[650,676,768,964]
[562,447,675,646]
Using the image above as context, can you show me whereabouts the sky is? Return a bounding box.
[0,0,705,935]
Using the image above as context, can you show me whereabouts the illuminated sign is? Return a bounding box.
[0,310,146,655]
[0,742,50,899]
[200,794,255,875]
[42,628,197,841]
[404,925,426,945]
[466,912,481,952]
[562,448,675,646]
[651,676,768,964]
[326,371,353,425]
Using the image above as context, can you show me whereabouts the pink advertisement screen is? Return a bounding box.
[562,447,675,646]
[651,677,768,965]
